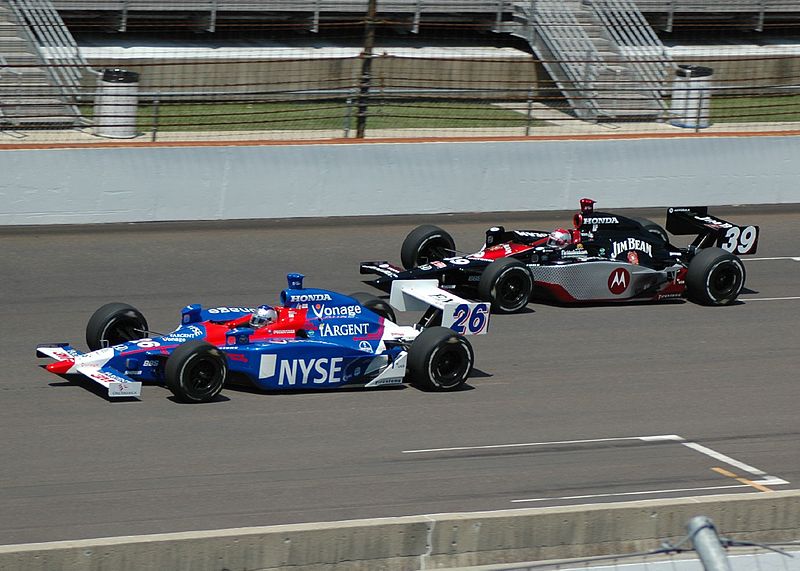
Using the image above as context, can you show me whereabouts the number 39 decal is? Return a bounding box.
[446,303,490,335]
[719,225,759,255]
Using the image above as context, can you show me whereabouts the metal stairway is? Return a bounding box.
[0,0,90,128]
[511,0,674,120]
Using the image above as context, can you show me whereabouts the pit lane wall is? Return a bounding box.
[2,491,799,571]
[2,135,800,225]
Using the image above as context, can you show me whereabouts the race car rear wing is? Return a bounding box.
[666,207,760,255]
[390,280,490,335]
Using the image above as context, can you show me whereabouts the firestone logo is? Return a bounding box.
[608,268,630,295]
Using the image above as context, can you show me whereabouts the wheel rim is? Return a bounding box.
[184,356,224,397]
[497,271,529,310]
[431,344,469,388]
[709,262,741,300]
[101,316,143,346]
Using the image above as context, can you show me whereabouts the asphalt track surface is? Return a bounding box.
[2,205,799,546]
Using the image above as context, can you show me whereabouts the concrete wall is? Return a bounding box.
[1,491,799,570]
[2,135,799,226]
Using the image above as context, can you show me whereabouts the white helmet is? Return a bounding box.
[250,305,277,328]
[547,228,572,247]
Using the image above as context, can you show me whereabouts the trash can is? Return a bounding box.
[94,68,140,138]
[669,64,713,129]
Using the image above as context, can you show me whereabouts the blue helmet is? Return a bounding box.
[250,305,277,328]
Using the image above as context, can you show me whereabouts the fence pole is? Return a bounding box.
[151,93,160,142]
[687,516,733,571]
[344,93,355,138]
[525,87,534,136]
[355,0,378,139]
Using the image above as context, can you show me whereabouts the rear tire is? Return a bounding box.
[165,340,227,403]
[631,217,669,244]
[408,327,473,392]
[478,258,533,313]
[400,225,456,269]
[686,247,745,306]
[349,292,397,323]
[86,302,148,351]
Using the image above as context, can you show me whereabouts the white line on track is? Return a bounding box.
[510,484,777,503]
[746,257,800,262]
[404,434,791,502]
[401,434,680,454]
[745,296,800,301]
[681,442,765,475]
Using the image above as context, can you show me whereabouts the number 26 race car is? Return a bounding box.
[37,274,490,402]
[361,199,760,313]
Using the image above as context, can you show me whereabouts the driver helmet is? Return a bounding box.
[547,228,572,247]
[250,305,278,328]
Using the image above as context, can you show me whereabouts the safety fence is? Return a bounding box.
[2,9,800,145]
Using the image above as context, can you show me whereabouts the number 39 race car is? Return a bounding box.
[37,274,490,402]
[361,199,760,313]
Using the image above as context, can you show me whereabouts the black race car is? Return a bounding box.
[361,199,760,313]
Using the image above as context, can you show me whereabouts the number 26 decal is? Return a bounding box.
[720,225,758,255]
[449,303,490,335]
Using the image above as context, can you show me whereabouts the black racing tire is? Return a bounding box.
[686,247,746,306]
[86,302,148,351]
[400,225,456,270]
[408,327,473,392]
[631,217,669,244]
[349,292,397,323]
[477,258,533,314]
[165,340,227,403]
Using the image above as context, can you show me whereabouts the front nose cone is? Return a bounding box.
[46,360,75,374]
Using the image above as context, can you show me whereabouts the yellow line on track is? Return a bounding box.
[712,466,774,492]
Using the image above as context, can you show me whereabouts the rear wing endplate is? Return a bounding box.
[666,207,760,255]
[390,280,489,335]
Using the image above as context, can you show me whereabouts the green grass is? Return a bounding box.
[83,94,800,132]
[84,100,543,132]
[711,94,800,123]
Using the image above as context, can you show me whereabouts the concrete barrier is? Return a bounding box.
[2,135,800,226]
[2,491,799,570]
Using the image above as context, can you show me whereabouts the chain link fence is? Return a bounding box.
[1,3,799,144]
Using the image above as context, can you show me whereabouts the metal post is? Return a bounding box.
[525,87,534,136]
[687,516,733,571]
[528,0,536,45]
[355,0,377,139]
[343,93,355,138]
[312,0,321,33]
[151,93,160,142]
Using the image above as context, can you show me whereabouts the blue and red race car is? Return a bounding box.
[38,274,490,402]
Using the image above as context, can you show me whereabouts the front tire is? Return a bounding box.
[86,302,148,351]
[165,340,227,403]
[686,247,745,306]
[478,258,533,313]
[349,292,397,323]
[400,225,456,269]
[408,327,473,392]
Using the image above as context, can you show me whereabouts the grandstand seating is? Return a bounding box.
[49,0,800,33]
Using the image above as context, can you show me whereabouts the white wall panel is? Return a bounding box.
[1,136,798,225]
